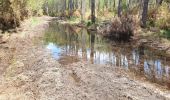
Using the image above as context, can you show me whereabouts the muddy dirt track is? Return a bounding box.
[0,16,170,100]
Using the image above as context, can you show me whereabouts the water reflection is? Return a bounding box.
[44,21,170,89]
[133,50,140,65]
[47,43,62,59]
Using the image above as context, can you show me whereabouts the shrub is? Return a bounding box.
[155,3,170,29]
[0,0,46,30]
[97,16,134,41]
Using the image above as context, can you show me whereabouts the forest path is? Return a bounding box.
[0,16,169,100]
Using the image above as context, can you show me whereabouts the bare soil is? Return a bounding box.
[0,16,170,100]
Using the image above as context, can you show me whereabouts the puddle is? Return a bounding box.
[44,21,170,89]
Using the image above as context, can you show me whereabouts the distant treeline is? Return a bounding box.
[0,0,170,30]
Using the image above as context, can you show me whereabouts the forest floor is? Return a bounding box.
[0,16,170,100]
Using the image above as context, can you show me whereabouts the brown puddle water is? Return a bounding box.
[44,21,170,89]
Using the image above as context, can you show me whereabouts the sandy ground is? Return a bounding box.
[0,16,170,100]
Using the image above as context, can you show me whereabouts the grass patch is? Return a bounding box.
[30,17,42,27]
[160,29,170,38]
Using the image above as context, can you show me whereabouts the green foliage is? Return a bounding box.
[122,0,128,10]
[86,20,93,27]
[26,0,45,15]
[160,29,170,38]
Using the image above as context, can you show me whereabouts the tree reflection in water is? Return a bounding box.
[44,21,170,88]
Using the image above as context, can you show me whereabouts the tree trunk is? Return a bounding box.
[105,0,108,9]
[98,0,100,12]
[89,0,91,9]
[141,0,149,28]
[118,0,122,17]
[72,0,74,10]
[63,0,66,10]
[113,0,115,11]
[68,0,73,17]
[91,0,95,23]
[156,0,163,5]
[45,1,49,16]
[81,0,86,22]
[75,0,78,9]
